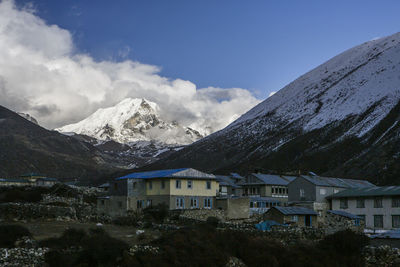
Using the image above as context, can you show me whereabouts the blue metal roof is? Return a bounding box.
[328,210,362,220]
[273,206,318,215]
[370,229,400,239]
[117,168,188,180]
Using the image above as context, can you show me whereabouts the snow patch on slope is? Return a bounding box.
[56,98,203,145]
[231,33,400,138]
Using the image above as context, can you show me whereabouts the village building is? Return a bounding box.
[35,177,59,187]
[328,186,400,230]
[19,173,47,183]
[263,206,318,227]
[215,175,243,197]
[97,168,219,217]
[0,178,30,187]
[288,175,375,220]
[239,173,296,202]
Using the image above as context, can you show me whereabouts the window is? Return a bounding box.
[190,198,198,208]
[374,215,383,228]
[250,202,254,208]
[291,215,299,222]
[393,215,400,228]
[101,200,105,205]
[114,183,118,190]
[320,188,327,195]
[187,180,193,189]
[148,181,152,190]
[147,199,152,207]
[392,197,400,207]
[340,198,348,209]
[374,197,383,208]
[161,180,165,189]
[334,189,339,194]
[300,189,305,198]
[356,199,365,208]
[118,201,122,208]
[357,215,366,221]
[204,198,212,209]
[279,188,282,194]
[256,187,260,194]
[137,200,142,209]
[206,181,211,190]
[176,197,184,209]
[175,180,181,189]
[132,182,136,190]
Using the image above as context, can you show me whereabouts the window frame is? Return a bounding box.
[393,215,400,228]
[187,180,193,189]
[206,181,211,190]
[175,180,181,189]
[374,197,383,208]
[148,181,152,190]
[392,197,400,208]
[161,180,165,189]
[204,198,212,209]
[374,215,384,228]
[356,198,365,208]
[340,198,348,209]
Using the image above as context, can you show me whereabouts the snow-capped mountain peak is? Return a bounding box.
[56,98,202,145]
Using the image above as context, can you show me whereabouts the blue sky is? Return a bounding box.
[14,0,400,99]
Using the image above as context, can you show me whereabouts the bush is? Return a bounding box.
[143,203,169,223]
[0,224,32,248]
[206,216,220,227]
[112,216,138,226]
[43,228,129,267]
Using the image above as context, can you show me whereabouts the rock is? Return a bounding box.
[136,230,145,235]
[226,257,247,267]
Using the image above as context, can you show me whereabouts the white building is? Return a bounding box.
[329,186,400,230]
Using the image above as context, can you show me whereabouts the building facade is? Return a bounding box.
[97,168,219,217]
[288,175,375,219]
[263,206,318,227]
[329,186,400,230]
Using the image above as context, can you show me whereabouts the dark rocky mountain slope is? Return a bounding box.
[144,32,400,185]
[0,105,121,181]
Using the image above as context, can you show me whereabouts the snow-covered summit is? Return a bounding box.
[56,98,202,145]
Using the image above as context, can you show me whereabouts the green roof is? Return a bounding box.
[328,186,400,198]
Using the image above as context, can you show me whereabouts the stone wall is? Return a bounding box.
[0,203,77,221]
[322,212,364,234]
[179,209,226,222]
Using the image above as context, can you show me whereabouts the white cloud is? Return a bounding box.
[0,0,260,135]
[268,91,276,97]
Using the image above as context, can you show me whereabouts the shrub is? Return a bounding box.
[0,224,32,248]
[143,203,169,223]
[112,216,138,226]
[43,228,129,267]
[206,216,220,227]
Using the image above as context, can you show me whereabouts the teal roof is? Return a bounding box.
[329,186,400,198]
[328,210,362,219]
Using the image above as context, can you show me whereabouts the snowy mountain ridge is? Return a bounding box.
[56,98,203,145]
[231,33,400,139]
[148,32,400,184]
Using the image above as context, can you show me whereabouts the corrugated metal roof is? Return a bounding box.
[300,175,374,188]
[328,186,400,198]
[251,174,292,185]
[249,196,282,203]
[215,175,241,188]
[370,229,400,239]
[37,177,58,181]
[273,206,318,215]
[328,210,362,219]
[116,168,216,180]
